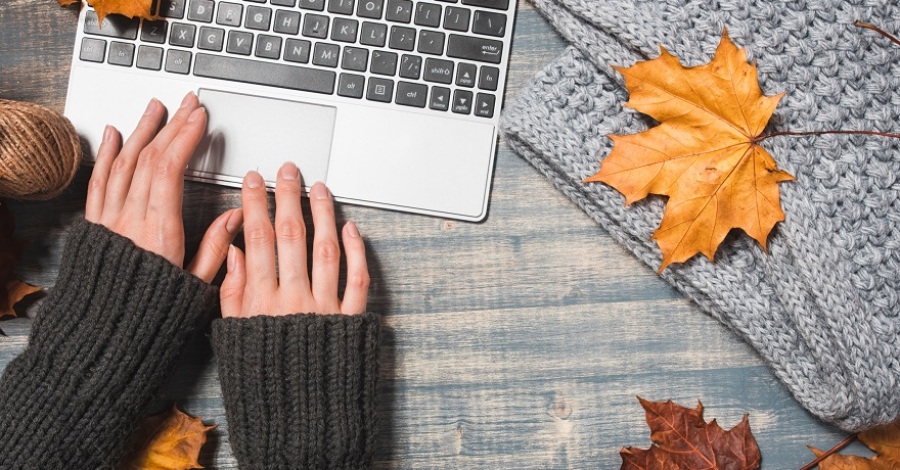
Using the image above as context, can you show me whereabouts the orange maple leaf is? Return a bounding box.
[124,406,216,470]
[810,422,900,470]
[0,203,42,319]
[586,29,795,271]
[620,397,761,470]
[57,0,155,23]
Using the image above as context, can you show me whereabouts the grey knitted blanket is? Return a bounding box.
[500,0,900,431]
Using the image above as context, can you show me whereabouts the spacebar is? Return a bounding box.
[193,53,336,95]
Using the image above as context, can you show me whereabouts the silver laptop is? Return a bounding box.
[65,0,515,221]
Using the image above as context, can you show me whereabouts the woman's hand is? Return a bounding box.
[85,93,243,283]
[220,163,368,317]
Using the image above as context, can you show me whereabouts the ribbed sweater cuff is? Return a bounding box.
[0,219,218,469]
[212,312,380,470]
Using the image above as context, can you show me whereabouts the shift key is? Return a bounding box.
[447,34,502,64]
[193,53,336,95]
[84,10,139,40]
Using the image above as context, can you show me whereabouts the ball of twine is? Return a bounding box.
[0,99,82,201]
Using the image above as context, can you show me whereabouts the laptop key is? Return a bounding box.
[360,22,387,46]
[193,53,336,94]
[328,0,355,15]
[341,47,368,71]
[302,14,330,38]
[273,10,301,35]
[357,0,384,19]
[217,2,243,26]
[187,0,214,22]
[472,10,506,37]
[108,41,135,66]
[395,81,427,108]
[272,0,296,5]
[399,54,422,79]
[460,0,508,10]
[370,50,398,75]
[165,49,192,74]
[79,38,106,63]
[389,26,415,51]
[312,42,340,67]
[452,89,472,114]
[332,18,359,42]
[429,86,450,110]
[443,6,470,31]
[159,0,186,18]
[84,11,138,40]
[284,38,312,62]
[198,26,225,51]
[299,0,326,10]
[246,6,273,30]
[226,30,254,55]
[366,77,394,102]
[446,34,501,64]
[414,2,441,27]
[136,45,164,70]
[423,57,453,84]
[478,65,498,90]
[455,62,475,87]
[338,73,365,98]
[385,0,412,22]
[256,35,283,59]
[141,20,168,43]
[417,30,444,55]
[474,92,495,117]
[169,23,196,47]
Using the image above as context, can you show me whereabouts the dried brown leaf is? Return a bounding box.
[124,406,215,470]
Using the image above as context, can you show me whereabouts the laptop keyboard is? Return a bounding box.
[77,0,511,118]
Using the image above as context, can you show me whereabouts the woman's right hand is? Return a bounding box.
[220,163,369,318]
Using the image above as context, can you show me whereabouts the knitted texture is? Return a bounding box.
[212,312,380,470]
[500,1,900,431]
[0,219,218,468]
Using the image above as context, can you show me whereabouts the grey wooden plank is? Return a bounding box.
[0,0,847,468]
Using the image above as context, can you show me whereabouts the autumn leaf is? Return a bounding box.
[57,0,156,23]
[124,406,216,470]
[0,202,41,319]
[620,397,761,470]
[810,422,900,470]
[586,29,794,271]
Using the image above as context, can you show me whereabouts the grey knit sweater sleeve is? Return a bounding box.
[211,312,380,470]
[0,219,218,469]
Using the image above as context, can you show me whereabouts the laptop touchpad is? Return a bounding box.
[189,89,336,186]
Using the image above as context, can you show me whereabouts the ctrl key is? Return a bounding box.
[80,38,107,63]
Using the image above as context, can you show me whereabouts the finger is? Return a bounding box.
[220,245,247,318]
[100,98,165,224]
[309,182,341,308]
[340,221,368,314]
[274,162,310,291]
[147,106,207,220]
[241,171,277,290]
[85,125,120,222]
[187,208,243,283]
[124,93,200,219]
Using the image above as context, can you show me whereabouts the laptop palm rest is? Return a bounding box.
[189,89,336,186]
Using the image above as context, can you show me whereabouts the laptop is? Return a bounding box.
[64,0,516,221]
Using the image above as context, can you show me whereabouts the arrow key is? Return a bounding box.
[452,89,473,114]
[474,93,495,118]
[456,62,476,87]
[430,86,451,111]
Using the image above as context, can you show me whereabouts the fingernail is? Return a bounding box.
[311,182,329,200]
[181,92,195,108]
[187,107,205,123]
[144,98,159,115]
[245,171,263,189]
[226,209,243,234]
[347,221,360,238]
[227,244,235,272]
[102,125,114,143]
[281,162,299,181]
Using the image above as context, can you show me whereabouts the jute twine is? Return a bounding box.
[0,99,82,201]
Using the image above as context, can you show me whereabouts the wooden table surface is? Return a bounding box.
[1,1,855,468]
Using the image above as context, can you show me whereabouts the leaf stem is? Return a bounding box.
[754,130,900,143]
[854,20,900,47]
[799,434,858,470]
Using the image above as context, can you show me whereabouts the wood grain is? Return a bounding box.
[0,1,850,468]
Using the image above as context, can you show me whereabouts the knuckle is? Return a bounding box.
[88,175,106,194]
[138,146,159,163]
[314,239,341,262]
[347,272,370,291]
[276,218,306,242]
[154,156,176,179]
[246,225,274,246]
[110,154,131,174]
